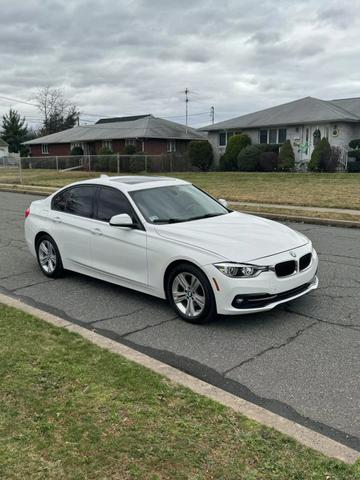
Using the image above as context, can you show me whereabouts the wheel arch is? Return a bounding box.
[34,231,54,249]
[163,259,209,300]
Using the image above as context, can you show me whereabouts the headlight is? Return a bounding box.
[214,263,269,278]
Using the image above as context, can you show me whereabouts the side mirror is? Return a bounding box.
[109,213,134,228]
[218,198,228,208]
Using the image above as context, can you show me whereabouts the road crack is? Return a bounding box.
[223,321,318,376]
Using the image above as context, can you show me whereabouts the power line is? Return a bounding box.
[0,95,37,107]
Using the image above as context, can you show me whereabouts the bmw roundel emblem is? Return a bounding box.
[290,251,297,258]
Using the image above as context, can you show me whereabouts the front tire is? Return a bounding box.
[167,263,216,324]
[36,234,64,278]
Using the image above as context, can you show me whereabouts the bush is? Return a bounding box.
[188,140,213,171]
[124,144,136,155]
[70,146,84,156]
[220,134,251,170]
[257,143,282,154]
[349,139,360,150]
[348,150,360,159]
[278,140,295,171]
[98,147,113,155]
[327,146,341,173]
[308,137,331,172]
[258,151,278,171]
[237,145,261,171]
[348,161,360,172]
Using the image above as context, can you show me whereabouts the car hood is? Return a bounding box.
[155,212,308,263]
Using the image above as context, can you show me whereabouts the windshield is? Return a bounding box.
[130,184,229,224]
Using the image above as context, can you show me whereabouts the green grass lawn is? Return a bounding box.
[0,304,359,479]
[0,169,359,209]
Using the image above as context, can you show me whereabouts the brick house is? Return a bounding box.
[24,114,206,156]
[200,96,360,167]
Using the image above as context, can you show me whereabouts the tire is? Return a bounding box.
[36,234,64,278]
[167,263,217,324]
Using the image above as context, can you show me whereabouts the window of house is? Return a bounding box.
[324,127,329,139]
[219,132,226,146]
[278,128,287,144]
[102,140,112,151]
[125,138,136,146]
[41,144,48,154]
[269,129,277,144]
[167,140,176,152]
[259,130,268,144]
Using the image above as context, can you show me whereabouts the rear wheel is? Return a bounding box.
[167,263,216,324]
[36,234,64,278]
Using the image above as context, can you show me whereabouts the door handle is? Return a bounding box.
[53,216,62,224]
[92,228,103,236]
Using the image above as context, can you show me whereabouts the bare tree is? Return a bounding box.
[34,86,80,135]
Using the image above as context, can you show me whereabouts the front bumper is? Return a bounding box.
[204,245,319,315]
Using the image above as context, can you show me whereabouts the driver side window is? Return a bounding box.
[96,187,133,223]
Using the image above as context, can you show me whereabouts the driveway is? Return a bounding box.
[0,191,359,451]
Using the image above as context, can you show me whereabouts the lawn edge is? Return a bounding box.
[1,185,359,228]
[0,292,358,465]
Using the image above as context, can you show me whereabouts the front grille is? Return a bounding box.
[275,260,296,277]
[232,281,312,309]
[299,252,312,271]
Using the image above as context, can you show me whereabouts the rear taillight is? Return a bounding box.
[25,207,30,218]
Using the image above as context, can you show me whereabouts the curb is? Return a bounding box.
[1,185,359,228]
[237,210,360,229]
[0,184,55,196]
[0,292,359,465]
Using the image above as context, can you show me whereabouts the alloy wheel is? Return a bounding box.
[38,240,57,274]
[172,272,206,318]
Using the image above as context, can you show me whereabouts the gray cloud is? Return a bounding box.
[1,0,360,128]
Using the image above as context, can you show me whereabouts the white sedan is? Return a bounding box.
[24,175,318,324]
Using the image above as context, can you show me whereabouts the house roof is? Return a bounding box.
[96,114,151,124]
[200,96,360,131]
[0,138,9,147]
[24,115,206,145]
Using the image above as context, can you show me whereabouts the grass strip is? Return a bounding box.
[0,304,359,479]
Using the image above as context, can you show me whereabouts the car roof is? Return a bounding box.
[62,175,190,192]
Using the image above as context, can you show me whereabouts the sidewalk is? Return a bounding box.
[230,201,360,216]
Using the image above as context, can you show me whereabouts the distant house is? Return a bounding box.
[0,138,9,158]
[24,115,206,156]
[200,96,360,166]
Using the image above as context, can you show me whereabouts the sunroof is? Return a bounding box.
[110,176,172,184]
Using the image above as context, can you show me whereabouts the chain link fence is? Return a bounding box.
[0,153,194,185]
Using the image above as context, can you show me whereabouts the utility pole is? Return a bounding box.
[185,88,189,134]
[210,105,215,124]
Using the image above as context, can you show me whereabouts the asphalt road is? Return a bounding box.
[1,191,359,451]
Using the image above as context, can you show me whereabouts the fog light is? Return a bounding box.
[234,297,244,305]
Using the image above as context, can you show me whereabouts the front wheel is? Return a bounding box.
[167,263,217,324]
[36,234,64,278]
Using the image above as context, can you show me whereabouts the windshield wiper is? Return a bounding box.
[184,212,227,222]
[152,218,186,224]
[152,212,227,224]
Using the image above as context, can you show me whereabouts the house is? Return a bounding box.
[200,96,360,166]
[0,138,9,158]
[24,114,206,156]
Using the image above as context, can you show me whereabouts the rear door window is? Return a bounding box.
[52,185,96,218]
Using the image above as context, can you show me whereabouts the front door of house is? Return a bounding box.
[301,126,312,162]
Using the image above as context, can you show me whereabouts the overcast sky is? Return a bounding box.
[1,0,360,128]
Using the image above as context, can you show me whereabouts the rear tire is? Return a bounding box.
[167,263,216,324]
[36,234,64,278]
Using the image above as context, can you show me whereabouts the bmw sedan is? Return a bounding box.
[25,175,318,323]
